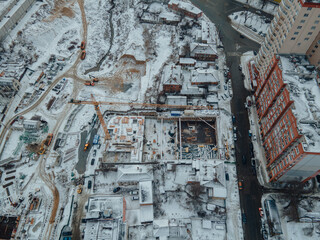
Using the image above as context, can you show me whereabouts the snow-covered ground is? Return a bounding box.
[0,0,243,239]
[228,11,271,44]
[235,0,279,15]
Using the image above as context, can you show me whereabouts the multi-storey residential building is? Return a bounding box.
[306,32,320,69]
[254,55,320,183]
[255,0,320,75]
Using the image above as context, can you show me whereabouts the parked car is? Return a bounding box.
[238,180,243,190]
[251,159,256,168]
[113,187,121,193]
[259,207,264,217]
[234,133,237,141]
[225,173,229,181]
[132,196,139,201]
[88,180,92,189]
[93,150,97,157]
[130,190,139,195]
[233,127,237,133]
[91,158,95,165]
[232,115,236,124]
[242,213,247,223]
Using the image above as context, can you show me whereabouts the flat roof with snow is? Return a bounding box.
[279,56,320,153]
[168,0,202,15]
[191,68,220,84]
[139,180,153,205]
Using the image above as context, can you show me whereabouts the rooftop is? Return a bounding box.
[168,0,202,15]
[139,180,153,205]
[162,64,183,86]
[191,68,220,84]
[117,165,153,183]
[301,0,320,5]
[190,42,217,56]
[278,55,320,153]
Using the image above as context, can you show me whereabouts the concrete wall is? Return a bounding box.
[306,32,320,69]
[0,0,36,42]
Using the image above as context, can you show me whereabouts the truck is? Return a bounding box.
[84,142,90,151]
[93,135,100,145]
[84,81,94,86]
[170,111,182,117]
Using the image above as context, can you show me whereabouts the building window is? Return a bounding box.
[297,26,302,29]
[312,50,315,53]
[291,37,296,40]
[308,32,312,35]
[294,32,299,35]
[315,45,318,48]
[305,38,309,41]
[307,7,312,11]
[301,20,305,23]
[315,20,320,24]
[311,26,316,30]
[297,42,301,46]
[304,14,309,17]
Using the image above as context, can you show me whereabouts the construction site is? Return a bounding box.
[0,0,242,239]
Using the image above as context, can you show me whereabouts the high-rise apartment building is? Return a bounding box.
[306,32,320,69]
[256,0,320,75]
[253,55,320,183]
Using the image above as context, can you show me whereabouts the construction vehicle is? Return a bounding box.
[84,81,95,86]
[81,50,86,60]
[38,133,53,155]
[77,185,82,194]
[84,142,90,151]
[80,41,86,50]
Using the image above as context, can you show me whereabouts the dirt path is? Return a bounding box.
[71,191,89,239]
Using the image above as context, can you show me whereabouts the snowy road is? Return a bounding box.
[190,0,271,239]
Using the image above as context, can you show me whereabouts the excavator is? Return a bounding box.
[38,133,53,155]
[77,185,82,194]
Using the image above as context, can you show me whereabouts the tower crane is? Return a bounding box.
[69,98,213,110]
[90,94,111,141]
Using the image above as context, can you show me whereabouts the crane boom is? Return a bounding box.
[70,99,213,110]
[90,94,111,140]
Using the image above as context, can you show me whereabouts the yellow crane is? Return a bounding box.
[90,94,111,140]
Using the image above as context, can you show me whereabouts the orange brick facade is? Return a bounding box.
[252,55,320,183]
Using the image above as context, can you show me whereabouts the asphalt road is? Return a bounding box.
[190,1,273,239]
